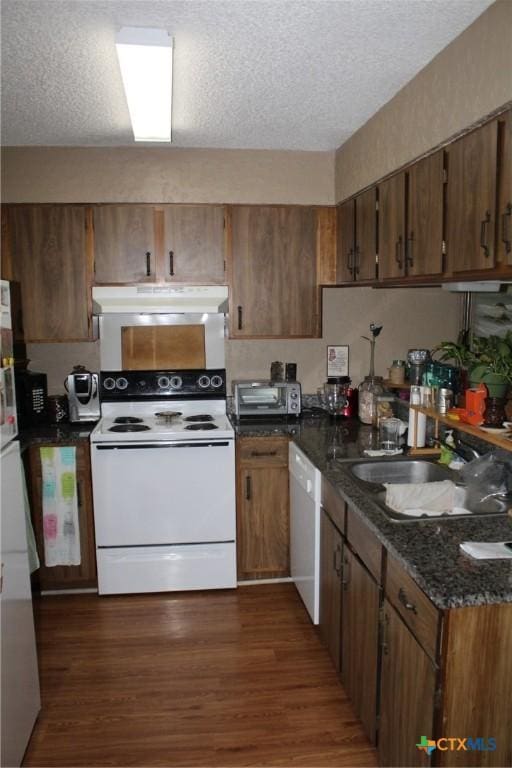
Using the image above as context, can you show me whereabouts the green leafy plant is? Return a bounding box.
[434,331,512,383]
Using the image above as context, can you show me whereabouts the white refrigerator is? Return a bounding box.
[1,280,41,766]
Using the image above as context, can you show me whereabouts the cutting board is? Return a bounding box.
[121,325,206,370]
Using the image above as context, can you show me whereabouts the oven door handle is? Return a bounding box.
[94,441,231,450]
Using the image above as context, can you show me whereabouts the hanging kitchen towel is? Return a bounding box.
[40,446,81,566]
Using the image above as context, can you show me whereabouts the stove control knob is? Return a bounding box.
[103,377,116,391]
[157,376,170,389]
[169,375,183,390]
[116,377,129,391]
[198,375,211,389]
[211,375,223,389]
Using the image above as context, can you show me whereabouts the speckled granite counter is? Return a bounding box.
[19,422,96,452]
[293,422,512,610]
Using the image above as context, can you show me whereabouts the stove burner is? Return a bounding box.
[184,414,214,422]
[109,424,151,433]
[184,422,218,431]
[113,416,144,424]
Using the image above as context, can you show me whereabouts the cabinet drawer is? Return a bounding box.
[385,552,440,661]
[346,506,382,583]
[237,437,289,467]
[321,477,346,534]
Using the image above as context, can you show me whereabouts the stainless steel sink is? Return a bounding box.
[348,459,509,522]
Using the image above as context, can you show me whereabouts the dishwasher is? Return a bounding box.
[289,443,321,624]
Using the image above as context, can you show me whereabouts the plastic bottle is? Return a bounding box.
[407,385,426,448]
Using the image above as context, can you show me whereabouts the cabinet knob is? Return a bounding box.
[395,236,403,269]
[406,232,414,267]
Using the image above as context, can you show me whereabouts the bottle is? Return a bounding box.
[389,360,406,385]
[358,376,385,425]
[407,385,426,448]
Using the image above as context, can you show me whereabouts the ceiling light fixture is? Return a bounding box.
[115,26,173,143]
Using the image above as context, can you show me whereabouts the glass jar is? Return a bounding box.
[358,376,384,425]
[389,359,406,386]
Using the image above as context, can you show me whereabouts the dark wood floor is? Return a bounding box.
[23,583,378,767]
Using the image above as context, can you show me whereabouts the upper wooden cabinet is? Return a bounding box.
[497,109,512,266]
[228,206,322,338]
[6,205,92,342]
[446,119,498,273]
[336,189,376,282]
[93,206,156,283]
[161,205,225,283]
[406,151,444,277]
[92,204,226,284]
[378,173,406,280]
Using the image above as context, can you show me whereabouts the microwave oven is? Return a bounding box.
[233,380,301,418]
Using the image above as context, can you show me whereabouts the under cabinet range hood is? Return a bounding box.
[92,285,229,314]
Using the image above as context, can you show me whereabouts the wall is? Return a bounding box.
[28,287,460,395]
[335,0,512,202]
[1,146,334,205]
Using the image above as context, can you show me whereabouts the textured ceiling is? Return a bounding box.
[1,0,494,150]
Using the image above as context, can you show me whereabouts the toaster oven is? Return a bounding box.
[233,380,301,418]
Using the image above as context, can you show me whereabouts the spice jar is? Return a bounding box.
[388,360,406,386]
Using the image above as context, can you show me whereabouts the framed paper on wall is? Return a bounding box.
[327,345,349,377]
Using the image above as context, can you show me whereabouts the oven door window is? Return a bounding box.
[239,387,286,411]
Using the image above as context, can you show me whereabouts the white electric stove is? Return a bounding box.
[90,369,236,595]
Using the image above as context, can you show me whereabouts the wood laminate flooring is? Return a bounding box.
[23,583,378,767]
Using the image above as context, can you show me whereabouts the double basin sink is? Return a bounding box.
[347,459,510,522]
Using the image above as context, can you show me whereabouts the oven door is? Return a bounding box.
[236,384,287,415]
[91,439,235,547]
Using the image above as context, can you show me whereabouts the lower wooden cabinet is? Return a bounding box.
[236,437,290,580]
[319,509,343,673]
[378,598,437,768]
[26,441,97,590]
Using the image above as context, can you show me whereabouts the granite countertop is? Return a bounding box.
[293,421,512,610]
[19,422,96,452]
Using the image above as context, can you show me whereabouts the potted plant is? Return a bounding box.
[434,332,512,398]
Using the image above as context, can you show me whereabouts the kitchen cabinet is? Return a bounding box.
[93,204,226,284]
[236,436,290,580]
[406,151,444,277]
[378,598,437,768]
[26,441,97,591]
[446,120,498,273]
[161,205,225,283]
[5,205,93,342]
[336,189,377,282]
[319,509,343,673]
[378,173,406,280]
[228,206,322,338]
[497,109,512,265]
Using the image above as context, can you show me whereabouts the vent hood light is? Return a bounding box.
[442,281,512,292]
[116,26,173,143]
[92,285,229,314]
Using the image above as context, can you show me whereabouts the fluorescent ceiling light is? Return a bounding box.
[115,26,173,143]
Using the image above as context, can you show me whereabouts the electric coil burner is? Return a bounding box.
[90,369,236,596]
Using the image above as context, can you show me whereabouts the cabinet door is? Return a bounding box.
[336,200,356,282]
[27,443,97,590]
[355,188,377,281]
[93,205,156,283]
[319,510,343,673]
[236,466,289,580]
[446,120,498,272]
[229,206,319,337]
[407,151,444,276]
[162,205,225,283]
[379,599,436,768]
[341,547,380,744]
[497,110,512,265]
[8,205,92,341]
[378,173,406,280]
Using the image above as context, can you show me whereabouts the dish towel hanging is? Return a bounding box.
[40,446,81,566]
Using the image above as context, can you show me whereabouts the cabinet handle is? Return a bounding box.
[480,211,491,258]
[342,554,351,590]
[381,610,389,655]
[250,450,277,457]
[347,247,354,278]
[237,305,243,331]
[502,203,512,254]
[145,251,151,276]
[395,236,403,269]
[406,232,414,267]
[169,250,175,276]
[333,544,342,577]
[245,474,251,501]
[354,245,360,276]
[76,480,81,508]
[398,587,417,614]
[0,562,3,594]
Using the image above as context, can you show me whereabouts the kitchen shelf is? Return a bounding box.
[410,405,512,453]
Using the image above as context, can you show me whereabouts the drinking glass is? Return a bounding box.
[379,417,401,453]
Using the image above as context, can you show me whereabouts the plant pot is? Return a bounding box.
[468,368,509,398]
